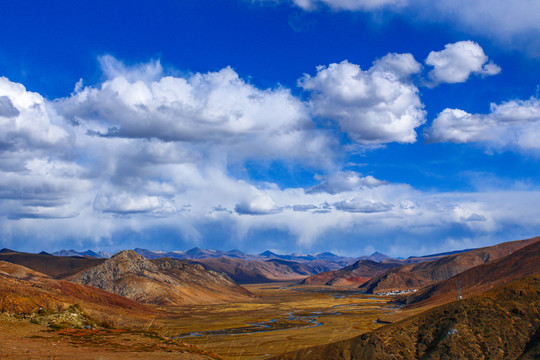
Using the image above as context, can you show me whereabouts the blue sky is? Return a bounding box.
[1,0,539,256]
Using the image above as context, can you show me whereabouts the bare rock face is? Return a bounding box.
[67,250,254,305]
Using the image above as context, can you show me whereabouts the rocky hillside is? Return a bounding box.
[66,250,254,305]
[399,239,540,308]
[360,236,539,294]
[300,260,399,286]
[273,271,540,360]
[0,261,155,327]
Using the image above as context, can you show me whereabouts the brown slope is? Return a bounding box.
[400,239,540,308]
[360,236,539,294]
[187,257,319,283]
[0,261,155,327]
[273,271,540,360]
[66,250,254,305]
[301,259,400,286]
[0,251,105,278]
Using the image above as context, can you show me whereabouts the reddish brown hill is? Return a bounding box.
[301,260,399,286]
[66,251,254,305]
[273,272,540,360]
[0,251,105,278]
[187,257,319,283]
[400,239,540,308]
[0,261,155,327]
[360,236,539,294]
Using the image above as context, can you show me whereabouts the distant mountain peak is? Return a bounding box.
[259,250,278,257]
[112,249,146,261]
[357,251,391,262]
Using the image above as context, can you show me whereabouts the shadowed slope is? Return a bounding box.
[66,250,254,305]
[187,257,320,283]
[301,260,400,286]
[360,236,539,294]
[273,272,540,360]
[0,251,105,278]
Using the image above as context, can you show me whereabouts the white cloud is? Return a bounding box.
[307,171,385,194]
[235,194,282,215]
[93,192,176,215]
[1,59,539,255]
[269,1,540,52]
[0,77,89,220]
[425,41,500,86]
[0,96,19,118]
[416,1,540,45]
[58,59,332,166]
[299,56,425,144]
[425,97,540,151]
[0,77,70,151]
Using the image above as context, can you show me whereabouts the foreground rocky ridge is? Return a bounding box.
[0,260,155,328]
[66,250,254,305]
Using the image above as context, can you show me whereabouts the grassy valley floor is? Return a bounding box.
[156,282,396,359]
[0,282,400,359]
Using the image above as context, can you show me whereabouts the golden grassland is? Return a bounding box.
[0,313,222,359]
[155,282,396,359]
[0,282,400,359]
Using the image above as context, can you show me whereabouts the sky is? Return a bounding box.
[1,0,540,257]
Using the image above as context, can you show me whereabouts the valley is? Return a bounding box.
[1,236,539,359]
[158,283,393,359]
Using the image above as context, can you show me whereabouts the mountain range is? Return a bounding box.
[272,237,540,360]
[1,236,539,359]
[359,236,538,294]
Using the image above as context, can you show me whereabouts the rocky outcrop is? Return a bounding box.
[67,250,254,305]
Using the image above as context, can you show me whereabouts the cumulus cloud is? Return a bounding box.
[0,77,88,220]
[58,58,332,165]
[0,77,70,151]
[307,171,385,194]
[93,193,176,215]
[425,41,500,86]
[299,55,425,144]
[0,96,20,118]
[1,58,539,255]
[425,97,540,151]
[235,194,282,215]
